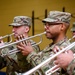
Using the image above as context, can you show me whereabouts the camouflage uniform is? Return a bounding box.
[67,58,75,75]
[27,38,75,75]
[66,22,75,75]
[0,16,40,75]
[27,11,75,75]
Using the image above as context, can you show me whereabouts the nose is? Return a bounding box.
[12,27,16,33]
[44,24,50,30]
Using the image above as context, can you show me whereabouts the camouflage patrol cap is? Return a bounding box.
[42,11,71,24]
[9,16,31,26]
[71,22,75,31]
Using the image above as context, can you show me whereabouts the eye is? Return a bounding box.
[43,23,46,26]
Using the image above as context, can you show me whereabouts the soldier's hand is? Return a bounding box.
[54,50,74,70]
[17,41,33,56]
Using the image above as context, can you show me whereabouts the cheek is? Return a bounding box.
[51,27,60,35]
[18,28,25,34]
[50,26,60,32]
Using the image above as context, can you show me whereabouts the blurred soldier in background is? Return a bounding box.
[0,16,40,75]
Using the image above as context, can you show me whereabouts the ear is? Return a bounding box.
[60,23,64,31]
[25,26,29,32]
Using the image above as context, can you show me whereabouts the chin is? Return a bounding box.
[46,34,51,39]
[46,36,51,39]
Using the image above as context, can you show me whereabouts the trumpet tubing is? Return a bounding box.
[45,65,60,75]
[45,49,75,75]
[45,53,75,75]
[0,32,46,49]
[0,33,14,39]
[0,33,14,43]
[0,32,46,56]
[68,35,75,42]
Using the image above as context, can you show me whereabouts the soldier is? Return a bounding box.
[53,22,75,75]
[17,11,74,75]
[71,22,75,40]
[0,16,40,75]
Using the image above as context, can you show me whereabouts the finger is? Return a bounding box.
[0,39,3,43]
[18,35,23,44]
[17,45,25,51]
[53,46,60,53]
[0,36,2,40]
[26,40,31,46]
[20,34,26,45]
[53,48,57,54]
[67,50,73,55]
[22,34,27,45]
[54,60,59,65]
[55,46,60,52]
[22,51,27,56]
[17,43,26,48]
[17,35,20,40]
[20,35,25,44]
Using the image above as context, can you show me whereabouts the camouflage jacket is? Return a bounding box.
[0,40,40,75]
[27,38,75,75]
[67,58,75,75]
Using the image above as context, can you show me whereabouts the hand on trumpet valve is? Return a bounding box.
[16,34,33,56]
[54,48,74,70]
[16,34,27,45]
[53,46,66,54]
[53,46,60,54]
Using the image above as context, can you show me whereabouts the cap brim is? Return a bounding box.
[42,18,58,23]
[9,23,21,26]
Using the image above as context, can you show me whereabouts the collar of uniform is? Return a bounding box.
[43,37,68,52]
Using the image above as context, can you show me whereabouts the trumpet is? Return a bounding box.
[45,54,75,75]
[0,33,14,43]
[1,32,46,56]
[21,38,75,75]
[68,35,75,42]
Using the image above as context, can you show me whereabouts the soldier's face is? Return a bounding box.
[44,22,62,39]
[12,25,26,38]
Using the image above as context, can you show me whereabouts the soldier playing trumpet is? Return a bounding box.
[17,11,75,75]
[0,16,40,75]
[53,22,75,75]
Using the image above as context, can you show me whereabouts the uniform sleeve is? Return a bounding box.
[32,45,40,53]
[27,51,42,66]
[0,47,8,69]
[67,58,75,74]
